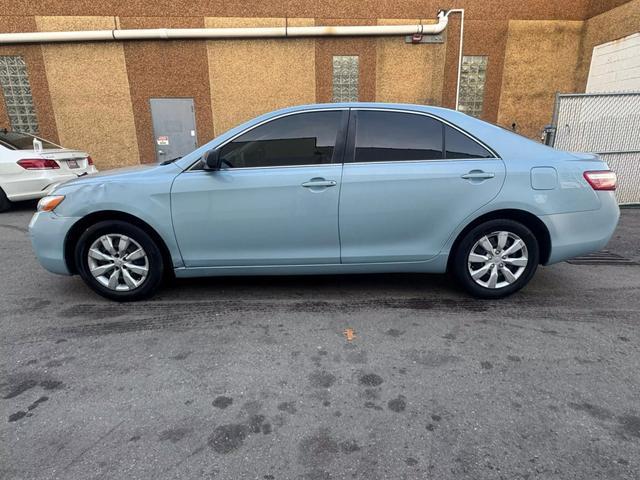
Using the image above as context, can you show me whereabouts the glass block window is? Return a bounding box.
[459,55,488,118]
[0,56,39,133]
[332,55,359,102]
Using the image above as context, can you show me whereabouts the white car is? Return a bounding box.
[0,130,97,211]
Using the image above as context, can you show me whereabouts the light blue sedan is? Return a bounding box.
[29,103,620,301]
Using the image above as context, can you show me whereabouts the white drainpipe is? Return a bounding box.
[0,12,448,44]
[444,9,465,111]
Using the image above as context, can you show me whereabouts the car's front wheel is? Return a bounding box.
[452,219,539,299]
[75,220,164,301]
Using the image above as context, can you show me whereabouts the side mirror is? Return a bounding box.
[203,148,222,170]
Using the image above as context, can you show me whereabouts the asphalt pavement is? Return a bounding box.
[1,203,639,480]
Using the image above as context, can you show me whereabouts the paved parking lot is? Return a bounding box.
[1,204,639,480]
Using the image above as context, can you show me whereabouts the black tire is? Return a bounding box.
[0,188,11,213]
[452,219,539,299]
[75,220,164,301]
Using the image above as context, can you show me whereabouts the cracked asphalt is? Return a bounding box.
[1,204,639,480]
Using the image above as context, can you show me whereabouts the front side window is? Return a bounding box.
[219,111,343,169]
[354,111,444,163]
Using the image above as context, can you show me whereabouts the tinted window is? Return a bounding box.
[219,111,342,168]
[444,125,493,159]
[0,131,59,150]
[354,111,443,163]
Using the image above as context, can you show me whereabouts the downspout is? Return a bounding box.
[0,12,448,44]
[443,9,465,111]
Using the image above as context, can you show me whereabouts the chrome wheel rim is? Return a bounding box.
[87,234,149,291]
[467,231,528,289]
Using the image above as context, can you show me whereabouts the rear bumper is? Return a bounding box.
[541,192,620,265]
[29,211,79,275]
[3,167,98,201]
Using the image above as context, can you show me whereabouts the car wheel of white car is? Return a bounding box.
[0,188,11,213]
[452,219,539,299]
[75,220,164,301]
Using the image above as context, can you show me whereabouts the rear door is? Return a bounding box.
[171,109,348,267]
[338,108,505,263]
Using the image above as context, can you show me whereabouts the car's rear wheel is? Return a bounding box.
[452,219,539,299]
[75,220,164,301]
[0,188,11,213]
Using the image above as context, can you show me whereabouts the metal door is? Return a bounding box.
[150,98,198,162]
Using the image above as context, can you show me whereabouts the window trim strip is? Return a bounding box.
[186,108,349,172]
[347,107,500,162]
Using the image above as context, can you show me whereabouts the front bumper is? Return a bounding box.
[541,191,620,265]
[29,211,80,275]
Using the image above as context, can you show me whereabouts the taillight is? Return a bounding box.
[17,158,60,170]
[584,170,617,191]
[87,156,94,166]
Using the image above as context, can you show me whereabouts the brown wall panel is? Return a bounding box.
[205,17,316,135]
[461,20,510,122]
[375,19,446,105]
[315,18,377,103]
[497,20,584,138]
[1,1,610,21]
[0,17,59,141]
[0,89,8,129]
[120,16,214,164]
[586,0,636,18]
[35,16,140,168]
[576,0,640,91]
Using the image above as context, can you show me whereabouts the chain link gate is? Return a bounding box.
[549,92,640,205]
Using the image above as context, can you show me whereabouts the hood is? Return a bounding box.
[54,163,182,192]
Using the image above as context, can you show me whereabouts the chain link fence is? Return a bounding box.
[550,92,640,205]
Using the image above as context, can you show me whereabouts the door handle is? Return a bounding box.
[301,179,337,188]
[461,171,495,180]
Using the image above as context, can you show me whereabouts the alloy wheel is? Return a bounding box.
[467,231,529,289]
[87,234,149,291]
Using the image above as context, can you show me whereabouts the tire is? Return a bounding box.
[75,220,164,301]
[0,188,11,213]
[452,219,539,299]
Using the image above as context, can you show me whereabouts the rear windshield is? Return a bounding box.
[0,131,61,150]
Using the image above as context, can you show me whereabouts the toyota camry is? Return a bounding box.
[29,103,619,301]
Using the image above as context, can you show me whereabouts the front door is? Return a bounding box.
[150,98,198,163]
[171,109,348,267]
[339,109,506,263]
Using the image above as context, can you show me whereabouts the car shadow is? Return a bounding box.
[165,271,463,300]
[7,199,38,212]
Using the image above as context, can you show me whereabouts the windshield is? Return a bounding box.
[0,131,62,150]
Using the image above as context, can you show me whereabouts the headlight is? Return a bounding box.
[37,195,65,212]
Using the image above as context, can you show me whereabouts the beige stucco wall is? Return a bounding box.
[375,19,446,105]
[497,20,584,139]
[35,16,140,169]
[205,17,316,136]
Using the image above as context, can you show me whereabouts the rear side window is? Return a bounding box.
[444,125,493,159]
[354,111,443,162]
[0,131,59,150]
[219,111,342,168]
